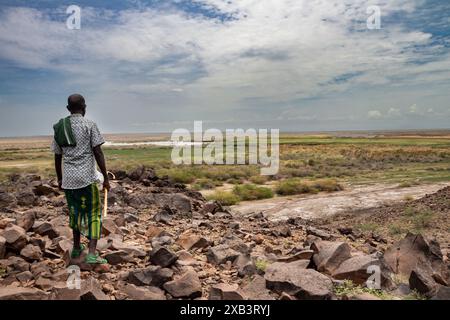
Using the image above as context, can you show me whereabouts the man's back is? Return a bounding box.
[51,114,105,190]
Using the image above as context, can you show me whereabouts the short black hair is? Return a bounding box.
[67,94,86,111]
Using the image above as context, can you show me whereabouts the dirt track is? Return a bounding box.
[230,182,450,221]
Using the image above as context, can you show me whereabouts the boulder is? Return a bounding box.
[241,275,275,300]
[20,244,43,262]
[0,286,47,300]
[201,201,222,215]
[33,184,58,197]
[104,250,133,265]
[0,218,16,229]
[163,270,202,299]
[277,250,314,263]
[2,256,30,273]
[311,241,351,274]
[149,247,178,267]
[51,283,81,300]
[15,270,34,283]
[431,285,450,300]
[16,190,37,207]
[383,233,448,282]
[177,232,210,251]
[272,226,292,237]
[102,218,122,236]
[128,166,146,181]
[206,244,240,265]
[127,266,173,287]
[35,276,54,291]
[16,211,36,232]
[33,222,59,239]
[120,283,166,300]
[233,254,256,277]
[1,224,27,251]
[80,277,110,300]
[265,261,333,300]
[332,254,389,287]
[209,283,246,300]
[176,250,201,267]
[0,190,16,209]
[0,235,5,259]
[306,226,333,240]
[409,266,438,297]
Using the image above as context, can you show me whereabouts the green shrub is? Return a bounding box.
[206,191,240,206]
[255,259,269,272]
[249,175,268,185]
[191,178,221,190]
[275,178,342,196]
[233,184,274,201]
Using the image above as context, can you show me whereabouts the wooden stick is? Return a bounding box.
[103,188,108,218]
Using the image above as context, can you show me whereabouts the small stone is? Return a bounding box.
[80,277,110,300]
[127,266,173,287]
[34,222,59,239]
[209,283,245,300]
[163,270,202,299]
[306,226,333,240]
[206,244,240,265]
[104,250,133,265]
[149,247,178,267]
[120,283,166,300]
[20,244,43,262]
[0,286,47,300]
[1,224,27,251]
[16,211,36,232]
[177,232,210,251]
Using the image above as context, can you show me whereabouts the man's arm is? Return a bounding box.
[55,154,63,190]
[93,145,110,191]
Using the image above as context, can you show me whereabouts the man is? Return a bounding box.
[52,94,110,265]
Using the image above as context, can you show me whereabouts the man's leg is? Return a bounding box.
[73,230,81,250]
[88,239,97,255]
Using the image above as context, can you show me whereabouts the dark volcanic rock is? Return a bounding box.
[311,241,351,274]
[149,247,178,268]
[163,270,202,299]
[383,233,448,282]
[265,263,333,300]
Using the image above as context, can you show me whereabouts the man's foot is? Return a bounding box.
[85,253,108,264]
[71,244,86,259]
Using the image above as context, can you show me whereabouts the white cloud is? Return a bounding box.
[0,1,449,134]
[368,110,383,119]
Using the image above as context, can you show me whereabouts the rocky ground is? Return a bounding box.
[0,166,449,300]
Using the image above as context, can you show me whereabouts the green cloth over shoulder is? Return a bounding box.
[53,116,76,147]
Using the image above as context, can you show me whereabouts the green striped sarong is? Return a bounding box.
[65,183,102,240]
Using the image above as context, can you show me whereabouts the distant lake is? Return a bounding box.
[104,141,202,147]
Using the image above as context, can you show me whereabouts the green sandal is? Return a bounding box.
[85,253,108,265]
[71,244,86,259]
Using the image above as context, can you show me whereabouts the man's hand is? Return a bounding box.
[103,179,111,191]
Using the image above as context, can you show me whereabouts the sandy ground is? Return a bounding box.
[230,182,450,221]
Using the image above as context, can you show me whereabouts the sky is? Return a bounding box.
[0,0,449,137]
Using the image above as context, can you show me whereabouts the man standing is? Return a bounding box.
[52,94,110,265]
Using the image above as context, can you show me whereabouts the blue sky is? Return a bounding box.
[0,0,449,136]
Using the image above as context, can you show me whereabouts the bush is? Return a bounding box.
[206,191,240,206]
[233,184,274,201]
[249,175,268,184]
[191,178,221,190]
[275,178,343,196]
